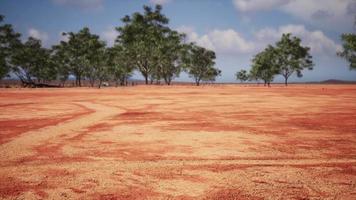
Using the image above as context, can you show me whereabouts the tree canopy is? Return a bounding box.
[0,15,21,80]
[244,34,314,86]
[250,45,279,87]
[182,44,220,86]
[337,33,356,70]
[116,5,170,84]
[274,33,313,86]
[235,69,249,83]
[12,37,56,87]
[53,27,105,87]
[107,44,134,87]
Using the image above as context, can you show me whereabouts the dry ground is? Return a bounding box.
[0,84,355,200]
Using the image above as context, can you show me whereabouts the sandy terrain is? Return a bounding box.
[0,84,355,200]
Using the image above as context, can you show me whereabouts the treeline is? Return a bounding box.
[235,23,356,86]
[0,5,221,87]
[236,33,314,86]
[1,5,355,88]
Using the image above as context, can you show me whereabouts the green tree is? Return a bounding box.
[84,40,107,87]
[88,47,110,88]
[53,27,104,87]
[107,45,134,86]
[154,30,185,85]
[274,33,313,86]
[51,45,70,87]
[337,33,356,70]
[116,5,169,84]
[12,37,55,87]
[250,45,279,87]
[0,15,21,80]
[182,44,220,86]
[202,67,221,83]
[235,69,249,83]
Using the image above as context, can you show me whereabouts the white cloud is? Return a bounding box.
[101,26,118,47]
[233,0,355,31]
[28,28,49,43]
[208,29,255,54]
[52,0,104,10]
[177,24,340,56]
[177,26,254,54]
[149,0,172,5]
[281,0,354,27]
[233,0,292,12]
[254,24,342,55]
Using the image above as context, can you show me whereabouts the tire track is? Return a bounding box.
[0,102,123,162]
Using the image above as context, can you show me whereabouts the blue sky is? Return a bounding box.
[1,0,355,82]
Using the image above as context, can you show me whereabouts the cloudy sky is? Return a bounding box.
[1,0,355,82]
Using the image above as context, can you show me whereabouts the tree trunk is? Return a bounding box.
[144,75,148,85]
[98,80,102,88]
[90,79,95,87]
[150,78,154,85]
[76,74,82,87]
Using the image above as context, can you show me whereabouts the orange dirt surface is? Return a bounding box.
[0,84,355,200]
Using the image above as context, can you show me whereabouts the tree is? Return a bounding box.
[154,29,185,85]
[12,37,56,87]
[250,45,279,87]
[89,47,110,88]
[202,67,221,83]
[337,33,356,70]
[0,15,21,80]
[235,69,249,83]
[182,44,220,86]
[107,45,134,86]
[53,27,104,87]
[84,39,107,87]
[274,33,313,86]
[116,5,170,84]
[51,46,70,87]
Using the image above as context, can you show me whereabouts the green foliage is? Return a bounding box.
[53,27,105,86]
[249,34,313,86]
[87,47,110,88]
[182,44,220,86]
[235,69,249,82]
[51,44,70,86]
[116,5,170,84]
[202,67,221,83]
[1,7,222,87]
[274,33,313,85]
[107,44,134,86]
[0,15,21,80]
[12,37,55,86]
[337,33,356,70]
[154,30,185,85]
[250,45,279,86]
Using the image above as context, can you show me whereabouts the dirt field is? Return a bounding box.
[0,84,355,200]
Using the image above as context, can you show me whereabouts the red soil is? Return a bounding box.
[0,85,355,199]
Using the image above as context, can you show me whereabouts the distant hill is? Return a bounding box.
[319,79,356,84]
